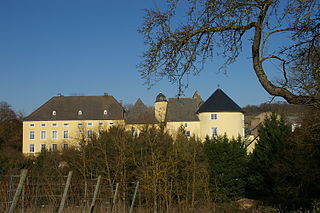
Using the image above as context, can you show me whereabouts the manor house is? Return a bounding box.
[23,89,244,154]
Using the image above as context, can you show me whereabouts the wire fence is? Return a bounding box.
[0,170,139,213]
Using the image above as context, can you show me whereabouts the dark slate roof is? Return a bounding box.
[166,98,200,122]
[125,99,158,124]
[155,93,167,102]
[25,95,124,121]
[197,89,243,113]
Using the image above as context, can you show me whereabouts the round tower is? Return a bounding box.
[155,93,168,122]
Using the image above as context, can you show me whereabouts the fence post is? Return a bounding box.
[129,181,139,213]
[110,183,119,213]
[8,175,13,210]
[89,175,101,213]
[58,171,73,213]
[21,182,25,213]
[8,169,28,213]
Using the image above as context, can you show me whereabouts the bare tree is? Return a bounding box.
[139,0,320,108]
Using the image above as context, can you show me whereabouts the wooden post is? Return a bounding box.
[129,181,139,213]
[21,182,25,213]
[8,175,13,210]
[8,169,28,213]
[58,171,73,213]
[110,183,119,213]
[89,175,101,213]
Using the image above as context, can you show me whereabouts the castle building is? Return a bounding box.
[22,89,244,155]
[23,94,125,154]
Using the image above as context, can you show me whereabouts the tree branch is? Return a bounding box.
[252,0,320,108]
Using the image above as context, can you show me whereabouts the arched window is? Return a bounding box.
[52,110,56,116]
[78,110,83,115]
[103,110,108,115]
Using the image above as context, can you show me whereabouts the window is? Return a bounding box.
[78,110,83,115]
[52,144,58,151]
[103,110,108,115]
[109,122,114,127]
[41,131,46,140]
[185,130,191,137]
[211,127,218,137]
[87,130,93,138]
[63,143,68,150]
[87,122,93,127]
[99,122,104,127]
[41,123,46,127]
[29,144,35,153]
[211,113,218,120]
[184,123,188,128]
[52,110,56,116]
[52,131,58,140]
[41,144,46,152]
[29,131,35,140]
[29,123,35,127]
[63,130,69,139]
[52,123,57,127]
[78,122,83,126]
[63,123,69,127]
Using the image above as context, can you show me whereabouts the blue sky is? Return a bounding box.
[0,0,280,115]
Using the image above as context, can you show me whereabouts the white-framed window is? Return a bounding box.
[29,144,35,153]
[109,122,114,127]
[52,110,56,116]
[63,130,69,139]
[99,122,104,127]
[40,144,46,152]
[52,123,57,127]
[63,123,69,127]
[211,113,218,120]
[29,123,35,127]
[63,143,68,150]
[29,131,35,140]
[211,127,218,137]
[184,123,188,128]
[78,122,83,126]
[78,110,83,115]
[87,122,93,127]
[41,123,46,127]
[185,130,191,137]
[87,130,93,138]
[103,110,108,115]
[40,131,46,140]
[52,130,58,140]
[52,143,58,151]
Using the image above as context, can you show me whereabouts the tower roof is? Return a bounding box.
[197,89,243,113]
[155,93,167,102]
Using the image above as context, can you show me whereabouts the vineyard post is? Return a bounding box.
[8,169,28,213]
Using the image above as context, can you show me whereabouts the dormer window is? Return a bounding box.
[52,110,56,116]
[103,110,108,115]
[78,110,83,116]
